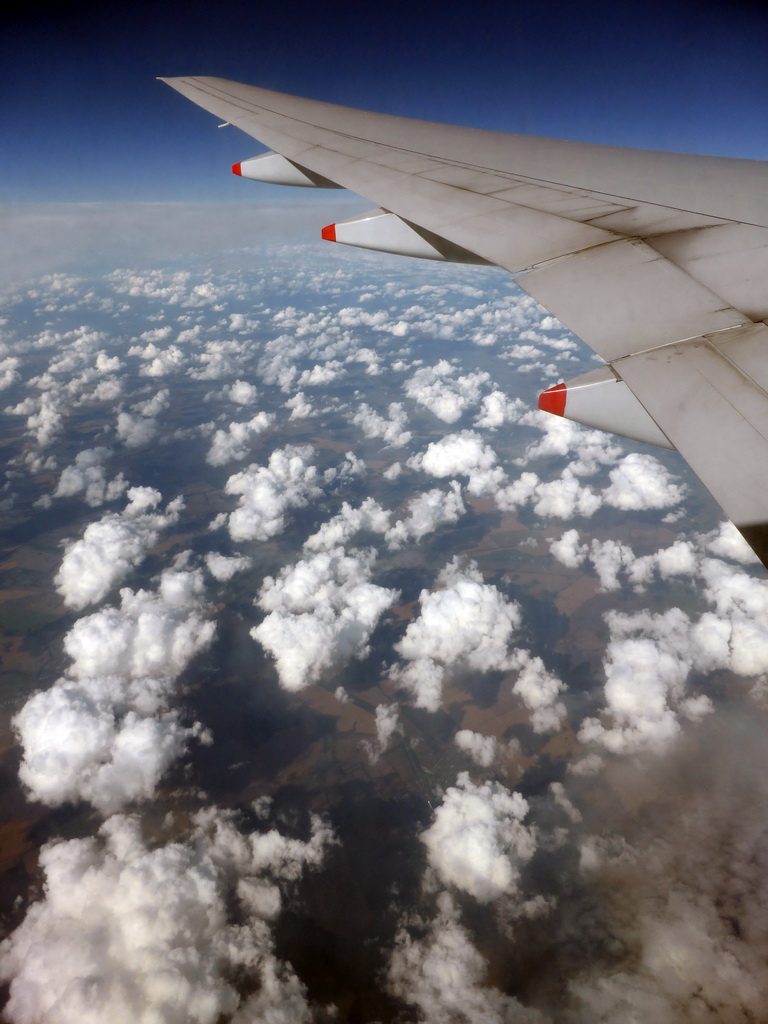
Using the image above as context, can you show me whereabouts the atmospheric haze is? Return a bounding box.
[0,203,767,1022]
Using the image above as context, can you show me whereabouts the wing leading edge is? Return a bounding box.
[160,76,768,567]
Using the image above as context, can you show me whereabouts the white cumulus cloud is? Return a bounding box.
[54,488,183,610]
[385,483,466,550]
[408,431,506,497]
[15,566,215,813]
[252,547,400,691]
[404,360,490,423]
[206,411,274,466]
[388,892,546,1023]
[54,447,128,507]
[0,808,334,1024]
[421,773,536,902]
[223,444,322,542]
[352,400,412,447]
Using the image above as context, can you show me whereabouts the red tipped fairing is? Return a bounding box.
[538,368,673,449]
[538,383,566,416]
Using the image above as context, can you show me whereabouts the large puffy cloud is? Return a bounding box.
[14,566,215,813]
[498,468,602,519]
[395,559,522,711]
[421,773,536,902]
[454,729,502,768]
[189,339,250,382]
[585,538,639,591]
[302,486,466,554]
[221,378,259,405]
[0,356,20,390]
[549,529,698,592]
[454,730,522,773]
[0,808,334,1024]
[699,520,758,564]
[115,389,170,448]
[408,423,629,523]
[408,430,506,497]
[509,648,567,734]
[296,360,346,387]
[222,444,323,542]
[385,483,466,550]
[516,409,623,477]
[137,342,186,377]
[205,411,274,466]
[285,390,316,420]
[578,614,713,755]
[302,497,391,553]
[7,389,66,447]
[572,538,768,755]
[501,411,684,522]
[473,390,525,430]
[500,453,684,522]
[53,447,128,507]
[115,409,159,448]
[579,600,731,755]
[54,487,183,610]
[204,551,252,581]
[352,400,412,447]
[404,360,490,423]
[252,547,400,691]
[697,557,768,678]
[388,892,546,1024]
[394,558,565,729]
[602,452,686,511]
[548,528,589,569]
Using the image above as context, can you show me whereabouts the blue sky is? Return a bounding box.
[3,0,768,203]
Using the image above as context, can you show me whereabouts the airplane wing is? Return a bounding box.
[160,76,768,567]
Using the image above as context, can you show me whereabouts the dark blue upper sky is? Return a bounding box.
[4,0,768,203]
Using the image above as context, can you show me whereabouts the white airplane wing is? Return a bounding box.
[160,76,768,566]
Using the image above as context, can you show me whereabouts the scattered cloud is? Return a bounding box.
[222,445,322,542]
[404,360,490,423]
[385,483,466,550]
[363,702,401,764]
[15,566,215,812]
[54,488,183,610]
[0,808,334,1024]
[206,411,274,466]
[54,447,128,507]
[394,558,565,728]
[602,452,686,511]
[388,892,545,1023]
[352,401,412,447]
[407,431,505,497]
[252,547,399,691]
[421,772,536,902]
[204,551,252,582]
